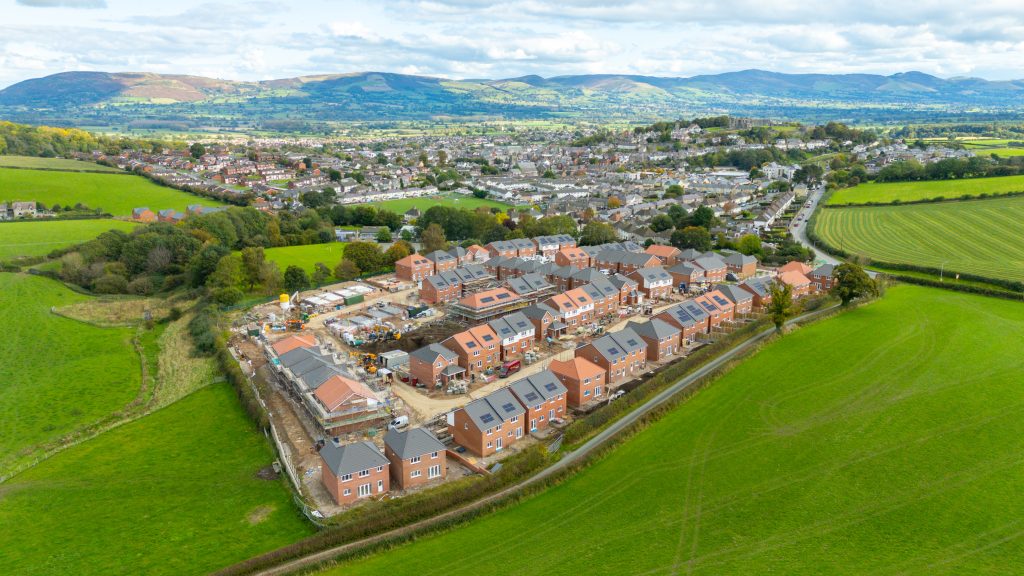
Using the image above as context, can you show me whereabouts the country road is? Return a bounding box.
[791,184,842,267]
[242,303,840,576]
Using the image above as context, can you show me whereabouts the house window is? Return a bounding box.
[341,473,352,482]
[377,480,384,493]
[584,389,591,397]
[431,451,439,459]
[516,427,523,438]
[411,470,422,478]
[511,415,518,423]
[486,428,493,435]
[358,469,370,478]
[377,466,384,472]
[595,386,602,396]
[358,483,372,497]
[428,464,441,479]
[464,422,469,430]
[487,441,492,448]
[343,488,351,496]
[411,456,421,464]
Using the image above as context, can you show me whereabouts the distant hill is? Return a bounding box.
[3,69,1024,131]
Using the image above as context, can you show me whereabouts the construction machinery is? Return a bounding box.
[285,318,305,331]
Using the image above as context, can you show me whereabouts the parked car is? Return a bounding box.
[498,359,521,378]
[388,415,409,430]
[609,390,627,401]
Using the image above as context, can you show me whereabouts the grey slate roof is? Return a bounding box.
[508,369,567,408]
[454,264,490,282]
[587,276,620,298]
[410,343,459,363]
[520,303,558,321]
[320,441,388,477]
[463,387,525,430]
[740,276,772,298]
[811,263,836,277]
[384,427,446,460]
[511,238,536,251]
[692,255,727,271]
[570,268,605,284]
[277,346,354,390]
[586,327,646,362]
[596,250,656,267]
[627,318,680,340]
[506,272,552,295]
[425,271,461,290]
[630,266,672,285]
[714,284,754,304]
[608,273,638,290]
[424,250,457,265]
[722,251,757,267]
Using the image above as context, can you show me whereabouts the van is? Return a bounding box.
[388,416,409,430]
[498,360,521,378]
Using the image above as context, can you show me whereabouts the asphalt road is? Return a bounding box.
[243,304,839,576]
[791,184,842,267]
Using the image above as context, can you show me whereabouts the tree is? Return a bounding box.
[384,240,412,266]
[312,262,332,286]
[420,223,448,253]
[189,143,206,159]
[212,286,243,306]
[328,168,341,182]
[334,259,360,281]
[578,221,618,246]
[736,234,762,256]
[670,226,712,251]
[649,214,674,233]
[607,196,622,209]
[689,205,717,229]
[283,265,310,292]
[343,241,384,273]
[768,281,797,332]
[542,169,556,179]
[831,263,879,306]
[664,184,684,198]
[793,164,824,184]
[668,204,688,228]
[400,229,413,242]
[375,227,393,243]
[208,254,243,290]
[437,150,448,166]
[240,246,266,290]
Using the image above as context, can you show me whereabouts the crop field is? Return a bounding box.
[0,219,137,261]
[0,383,314,576]
[262,243,346,277]
[368,194,512,214]
[815,196,1024,282]
[972,147,1024,157]
[0,167,226,216]
[325,286,1024,575]
[0,155,121,172]
[0,274,140,470]
[827,174,1024,204]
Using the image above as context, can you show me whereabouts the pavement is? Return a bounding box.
[245,303,840,576]
[790,184,842,267]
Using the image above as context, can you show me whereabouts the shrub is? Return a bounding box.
[93,273,129,294]
[128,276,155,296]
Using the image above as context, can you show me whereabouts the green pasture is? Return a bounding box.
[828,174,1024,205]
[0,219,137,261]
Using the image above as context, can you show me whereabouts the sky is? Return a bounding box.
[3,0,1024,88]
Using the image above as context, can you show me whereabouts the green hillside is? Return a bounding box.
[0,219,138,261]
[324,286,1024,575]
[827,174,1024,204]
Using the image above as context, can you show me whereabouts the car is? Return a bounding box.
[388,415,409,430]
[609,390,627,401]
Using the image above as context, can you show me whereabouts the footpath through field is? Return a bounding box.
[242,303,840,576]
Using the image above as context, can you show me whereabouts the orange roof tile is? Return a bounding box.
[778,270,811,287]
[314,375,379,412]
[549,357,605,381]
[645,245,681,257]
[271,334,316,356]
[458,287,520,309]
[779,261,812,275]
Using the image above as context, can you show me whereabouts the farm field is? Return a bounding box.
[0,219,137,261]
[971,147,1024,157]
[0,274,140,471]
[827,174,1024,204]
[0,383,314,576]
[368,194,512,214]
[0,167,226,216]
[261,243,346,278]
[0,155,121,172]
[325,286,1024,576]
[815,196,1024,282]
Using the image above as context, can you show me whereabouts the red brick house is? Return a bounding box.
[384,428,446,490]
[443,324,500,378]
[723,252,758,279]
[594,250,661,274]
[548,356,607,407]
[739,277,773,309]
[521,303,561,339]
[809,264,837,292]
[487,311,536,361]
[644,244,682,266]
[626,319,682,361]
[408,343,464,387]
[713,284,754,316]
[485,240,518,259]
[626,267,674,300]
[576,327,647,385]
[395,254,434,282]
[423,250,458,274]
[313,375,386,435]
[778,270,813,298]
[465,244,490,263]
[508,369,568,433]
[131,207,157,222]
[656,301,710,343]
[320,441,389,506]
[703,290,736,324]
[554,246,590,269]
[448,387,526,456]
[690,254,728,284]
[419,271,462,304]
[693,294,726,331]
[779,260,813,276]
[510,238,537,257]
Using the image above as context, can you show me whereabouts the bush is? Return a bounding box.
[127,276,155,296]
[188,306,219,356]
[93,273,129,294]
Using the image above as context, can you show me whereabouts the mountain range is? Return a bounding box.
[2,69,1023,132]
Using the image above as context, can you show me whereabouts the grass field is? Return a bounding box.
[970,147,1024,157]
[0,274,140,470]
[261,243,347,277]
[828,174,1024,205]
[0,155,122,172]
[368,194,511,214]
[0,219,138,261]
[0,383,314,575]
[325,286,1024,575]
[0,167,226,216]
[815,196,1024,282]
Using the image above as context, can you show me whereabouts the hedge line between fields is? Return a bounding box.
[805,191,1024,295]
[881,273,1024,301]
[824,189,1024,208]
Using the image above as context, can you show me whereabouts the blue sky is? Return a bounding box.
[3,0,1024,88]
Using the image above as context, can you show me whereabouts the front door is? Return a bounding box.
[549,409,555,420]
[530,418,537,432]
[496,437,503,451]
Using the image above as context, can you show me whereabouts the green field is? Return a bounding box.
[368,194,511,214]
[261,243,347,277]
[828,174,1024,205]
[815,196,1024,282]
[0,274,140,469]
[0,167,226,216]
[0,383,314,575]
[326,286,1024,575]
[971,147,1024,157]
[0,155,121,172]
[0,219,138,261]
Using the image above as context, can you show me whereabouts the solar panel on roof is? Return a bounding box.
[480,413,495,424]
[608,347,621,355]
[481,296,495,303]
[466,341,477,348]
[501,402,516,413]
[544,382,558,392]
[497,293,510,300]
[525,392,540,402]
[700,301,715,311]
[482,334,494,341]
[626,339,639,347]
[713,295,729,305]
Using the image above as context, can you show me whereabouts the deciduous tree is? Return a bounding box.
[831,263,879,306]
[768,281,798,332]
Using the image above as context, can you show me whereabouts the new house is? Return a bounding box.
[395,254,434,282]
[626,267,674,300]
[575,327,648,385]
[320,441,389,505]
[507,370,568,433]
[408,343,464,387]
[384,427,447,490]
[626,318,682,361]
[448,387,526,456]
[548,356,607,407]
